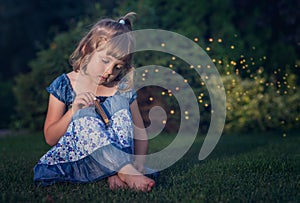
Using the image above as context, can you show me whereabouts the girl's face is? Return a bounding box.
[84,49,125,86]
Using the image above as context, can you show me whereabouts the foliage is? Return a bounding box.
[12,9,105,130]
[0,81,15,128]
[223,74,300,132]
[11,0,300,132]
[0,131,300,202]
[0,0,100,78]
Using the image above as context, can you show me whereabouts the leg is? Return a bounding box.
[117,164,155,192]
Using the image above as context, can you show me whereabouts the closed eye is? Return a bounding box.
[102,59,109,64]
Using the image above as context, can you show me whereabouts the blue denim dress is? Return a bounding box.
[34,74,137,186]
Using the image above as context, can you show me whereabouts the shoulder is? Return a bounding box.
[47,73,70,90]
[118,87,137,104]
[46,72,75,105]
[66,71,78,88]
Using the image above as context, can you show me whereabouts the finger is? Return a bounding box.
[75,96,90,108]
[85,92,97,106]
[79,95,90,106]
[89,92,97,100]
[81,93,94,106]
[86,92,96,102]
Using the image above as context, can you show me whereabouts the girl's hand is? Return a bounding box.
[72,92,96,112]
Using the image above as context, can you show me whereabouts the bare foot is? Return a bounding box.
[107,175,128,190]
[118,164,155,192]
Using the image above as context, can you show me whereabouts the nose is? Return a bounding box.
[104,64,114,76]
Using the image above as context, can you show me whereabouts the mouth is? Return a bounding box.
[99,75,108,81]
[98,75,110,84]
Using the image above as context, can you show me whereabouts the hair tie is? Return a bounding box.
[118,19,126,25]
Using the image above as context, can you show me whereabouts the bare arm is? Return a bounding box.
[43,94,73,146]
[44,92,96,146]
[130,100,148,172]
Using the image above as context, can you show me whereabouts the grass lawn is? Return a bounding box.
[0,130,299,202]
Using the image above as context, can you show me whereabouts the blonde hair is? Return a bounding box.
[69,12,136,83]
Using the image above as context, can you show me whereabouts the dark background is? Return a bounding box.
[0,0,299,132]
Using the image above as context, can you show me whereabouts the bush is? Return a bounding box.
[223,73,300,132]
[13,20,89,130]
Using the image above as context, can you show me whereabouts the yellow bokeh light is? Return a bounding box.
[170,110,175,114]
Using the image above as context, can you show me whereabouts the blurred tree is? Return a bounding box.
[11,0,300,132]
[12,4,105,130]
[232,0,300,79]
[0,0,102,128]
[114,0,300,132]
[0,0,100,78]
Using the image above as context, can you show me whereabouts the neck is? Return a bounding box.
[73,71,98,94]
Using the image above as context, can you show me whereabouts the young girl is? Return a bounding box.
[34,12,155,192]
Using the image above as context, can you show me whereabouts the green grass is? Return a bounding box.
[1,130,300,202]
